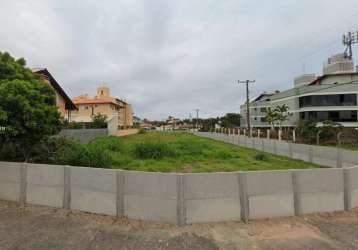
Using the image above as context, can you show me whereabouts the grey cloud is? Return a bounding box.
[1,0,358,120]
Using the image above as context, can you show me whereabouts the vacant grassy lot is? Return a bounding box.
[79,131,323,172]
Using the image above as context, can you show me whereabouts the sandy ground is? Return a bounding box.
[1,200,358,250]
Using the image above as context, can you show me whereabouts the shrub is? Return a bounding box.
[133,142,177,159]
[255,153,267,161]
[60,142,113,168]
[215,150,233,159]
[91,136,123,152]
[90,113,108,128]
[138,128,146,134]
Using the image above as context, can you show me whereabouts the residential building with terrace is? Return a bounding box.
[71,86,133,128]
[240,53,358,128]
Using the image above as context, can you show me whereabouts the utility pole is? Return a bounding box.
[238,80,255,137]
[195,109,199,130]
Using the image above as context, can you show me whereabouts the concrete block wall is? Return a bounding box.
[1,161,358,226]
[59,128,108,143]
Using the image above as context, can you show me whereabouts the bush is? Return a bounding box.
[138,128,146,134]
[90,113,108,128]
[62,142,113,168]
[133,142,177,159]
[255,153,267,161]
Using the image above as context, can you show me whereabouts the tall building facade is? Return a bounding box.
[240,54,358,128]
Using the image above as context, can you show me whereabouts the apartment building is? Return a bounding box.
[71,86,133,127]
[32,68,77,120]
[240,54,358,128]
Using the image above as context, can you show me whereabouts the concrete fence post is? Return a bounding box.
[292,129,296,142]
[243,129,246,137]
[337,147,343,168]
[258,129,261,139]
[177,174,186,226]
[238,172,249,223]
[308,145,314,163]
[337,132,343,168]
[278,129,282,141]
[267,130,270,139]
[63,166,71,209]
[19,163,28,205]
[343,168,352,211]
[261,139,265,151]
[292,171,302,216]
[316,131,322,146]
[289,142,293,158]
[116,171,125,217]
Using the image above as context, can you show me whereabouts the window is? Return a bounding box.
[261,117,267,122]
[300,111,357,122]
[84,106,89,110]
[299,94,357,108]
[260,107,267,113]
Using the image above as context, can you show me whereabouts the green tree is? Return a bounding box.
[274,104,291,129]
[264,105,291,130]
[0,51,61,161]
[91,113,108,128]
[220,113,241,128]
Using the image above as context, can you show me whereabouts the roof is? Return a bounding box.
[32,68,77,110]
[253,91,279,102]
[309,72,358,86]
[72,95,127,106]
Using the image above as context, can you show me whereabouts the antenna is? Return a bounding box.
[343,31,358,59]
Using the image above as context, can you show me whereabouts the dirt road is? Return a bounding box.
[1,200,358,249]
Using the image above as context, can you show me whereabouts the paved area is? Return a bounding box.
[1,201,358,249]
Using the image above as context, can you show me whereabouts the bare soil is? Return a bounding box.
[1,200,358,249]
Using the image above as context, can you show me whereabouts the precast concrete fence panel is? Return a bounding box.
[341,150,358,168]
[123,171,178,224]
[245,170,295,219]
[1,161,358,226]
[70,166,117,216]
[292,168,344,215]
[0,162,22,202]
[183,173,241,224]
[26,164,65,208]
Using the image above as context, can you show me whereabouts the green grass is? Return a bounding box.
[85,131,324,172]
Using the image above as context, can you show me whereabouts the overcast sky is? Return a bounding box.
[1,0,358,120]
